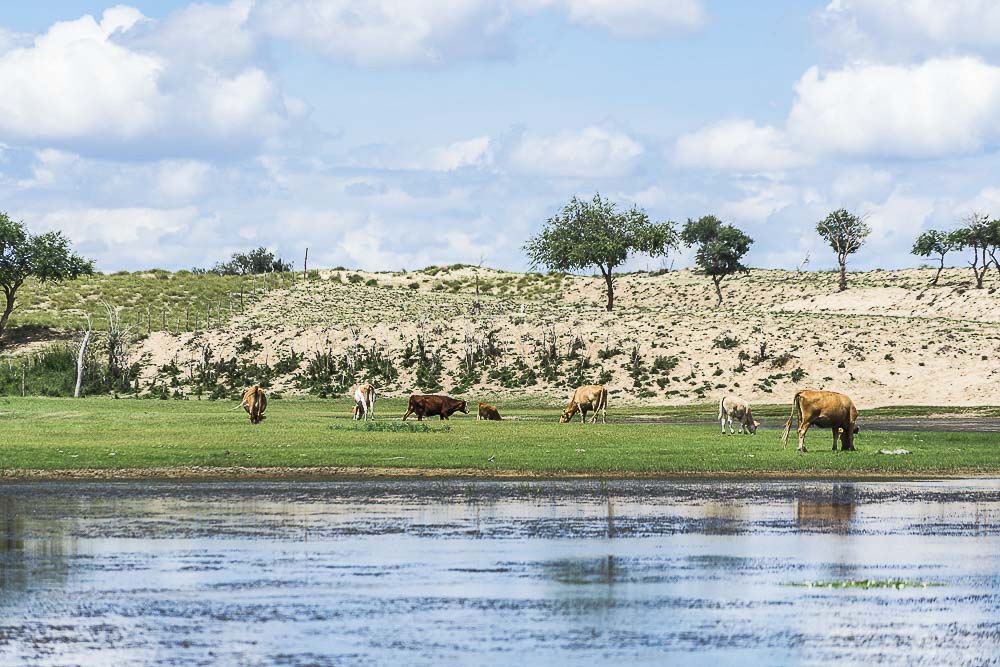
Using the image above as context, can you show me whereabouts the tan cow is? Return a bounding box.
[353,383,376,420]
[719,395,759,435]
[781,389,859,453]
[560,385,608,424]
[478,402,502,421]
[241,385,267,425]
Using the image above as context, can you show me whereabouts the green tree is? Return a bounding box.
[816,209,870,292]
[0,213,94,344]
[911,229,962,286]
[681,215,754,305]
[202,247,292,275]
[952,212,1000,289]
[523,194,677,311]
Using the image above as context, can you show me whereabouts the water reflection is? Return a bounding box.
[0,479,997,666]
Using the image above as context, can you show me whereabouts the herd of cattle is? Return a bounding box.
[239,382,861,453]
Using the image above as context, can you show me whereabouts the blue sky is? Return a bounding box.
[1,0,999,273]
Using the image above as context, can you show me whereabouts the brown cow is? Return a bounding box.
[402,394,469,421]
[241,385,267,425]
[478,402,502,421]
[560,385,608,424]
[781,389,859,453]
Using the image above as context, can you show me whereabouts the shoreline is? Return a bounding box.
[3,465,999,482]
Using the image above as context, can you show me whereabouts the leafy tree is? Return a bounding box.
[952,212,1000,289]
[202,247,292,275]
[681,215,754,305]
[911,229,962,286]
[523,194,678,311]
[816,209,870,292]
[0,213,94,344]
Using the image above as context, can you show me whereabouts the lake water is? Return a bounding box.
[1,479,998,666]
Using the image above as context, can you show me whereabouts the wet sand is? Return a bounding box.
[1,479,998,665]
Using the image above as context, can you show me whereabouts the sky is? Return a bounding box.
[2,0,1000,273]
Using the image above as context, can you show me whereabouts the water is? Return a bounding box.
[1,479,999,666]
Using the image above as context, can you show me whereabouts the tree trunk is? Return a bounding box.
[933,255,944,286]
[0,286,18,345]
[837,261,848,292]
[713,276,723,305]
[0,293,14,348]
[601,268,615,312]
[75,324,92,398]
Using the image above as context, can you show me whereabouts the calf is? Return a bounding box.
[353,383,376,420]
[477,402,502,421]
[402,394,469,421]
[719,395,759,435]
[241,385,267,425]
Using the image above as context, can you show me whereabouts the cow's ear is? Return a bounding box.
[754,420,760,426]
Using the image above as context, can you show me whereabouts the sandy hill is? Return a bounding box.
[102,265,1000,409]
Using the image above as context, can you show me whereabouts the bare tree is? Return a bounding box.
[816,209,871,292]
[74,314,92,398]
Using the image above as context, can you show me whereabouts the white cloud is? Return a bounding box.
[510,126,643,177]
[28,206,223,269]
[17,149,81,189]
[0,5,292,157]
[831,165,893,201]
[424,136,494,171]
[674,119,810,171]
[548,0,706,37]
[820,0,1000,59]
[156,161,213,201]
[718,181,800,222]
[788,57,1000,158]
[251,0,514,67]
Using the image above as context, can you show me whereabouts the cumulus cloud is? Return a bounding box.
[788,57,1000,158]
[510,126,643,178]
[820,0,1000,59]
[0,4,293,158]
[674,119,810,171]
[251,0,515,67]
[423,136,495,171]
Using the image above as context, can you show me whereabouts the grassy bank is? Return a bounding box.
[1,397,998,478]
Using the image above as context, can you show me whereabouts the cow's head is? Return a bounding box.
[559,404,578,423]
[458,400,469,414]
[749,419,760,435]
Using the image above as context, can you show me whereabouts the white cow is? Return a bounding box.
[353,383,376,420]
[719,395,759,435]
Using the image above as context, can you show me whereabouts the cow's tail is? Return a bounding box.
[780,392,800,448]
[718,396,725,421]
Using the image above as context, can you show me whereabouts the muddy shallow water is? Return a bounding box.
[1,480,998,666]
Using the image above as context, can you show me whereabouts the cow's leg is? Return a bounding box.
[797,420,810,453]
[832,428,839,451]
[721,414,727,434]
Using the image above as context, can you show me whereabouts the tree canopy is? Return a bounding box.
[199,247,293,276]
[523,194,677,311]
[911,229,962,286]
[681,215,754,305]
[952,213,1000,289]
[816,209,870,292]
[0,212,94,343]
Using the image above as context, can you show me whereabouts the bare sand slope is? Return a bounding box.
[135,267,1000,409]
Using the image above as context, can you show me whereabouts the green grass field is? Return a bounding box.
[1,397,997,478]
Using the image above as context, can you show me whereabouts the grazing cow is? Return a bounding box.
[478,402,502,421]
[402,394,469,421]
[560,385,608,424]
[719,395,760,435]
[353,383,376,420]
[241,385,267,425]
[781,390,859,453]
